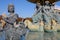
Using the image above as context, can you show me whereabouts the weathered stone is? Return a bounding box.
[24,20,44,32]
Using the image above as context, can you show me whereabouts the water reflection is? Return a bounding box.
[44,32,57,40]
[26,32,60,40]
[26,32,44,40]
[0,31,5,40]
[1,32,60,40]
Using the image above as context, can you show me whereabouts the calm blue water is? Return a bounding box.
[0,31,5,40]
[0,31,60,40]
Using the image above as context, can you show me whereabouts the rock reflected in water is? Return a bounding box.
[26,32,44,40]
[26,32,60,40]
[1,32,60,40]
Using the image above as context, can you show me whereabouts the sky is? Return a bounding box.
[0,0,60,18]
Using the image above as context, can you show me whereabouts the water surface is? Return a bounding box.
[1,31,60,40]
